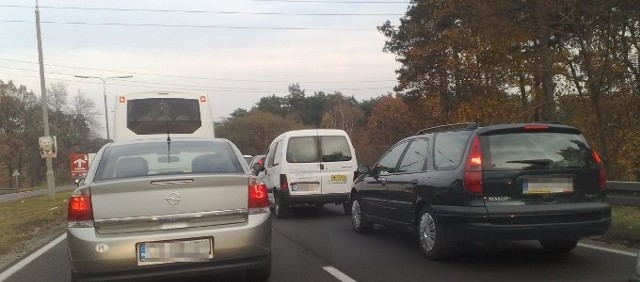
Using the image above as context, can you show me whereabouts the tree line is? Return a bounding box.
[218,0,640,181]
[0,80,105,188]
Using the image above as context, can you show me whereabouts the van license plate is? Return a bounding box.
[291,183,319,192]
[330,174,348,184]
[137,238,212,265]
[522,177,573,194]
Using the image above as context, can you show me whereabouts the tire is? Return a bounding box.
[539,239,578,253]
[351,198,372,233]
[417,206,448,260]
[343,202,351,215]
[246,255,272,282]
[70,271,79,282]
[274,194,289,219]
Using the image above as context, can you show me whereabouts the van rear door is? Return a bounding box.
[285,134,323,195]
[318,133,357,195]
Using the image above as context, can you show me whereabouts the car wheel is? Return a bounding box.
[274,194,289,219]
[539,239,578,253]
[70,271,79,282]
[343,202,351,215]
[351,198,372,233]
[246,254,271,282]
[417,206,448,260]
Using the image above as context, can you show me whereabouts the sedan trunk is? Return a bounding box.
[91,175,249,234]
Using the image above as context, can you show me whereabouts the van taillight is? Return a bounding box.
[280,174,289,190]
[68,188,94,227]
[463,136,483,195]
[249,177,269,213]
[593,150,606,191]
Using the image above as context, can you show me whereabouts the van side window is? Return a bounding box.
[273,141,283,166]
[319,136,352,162]
[376,140,410,174]
[286,137,319,163]
[398,138,428,172]
[265,143,275,168]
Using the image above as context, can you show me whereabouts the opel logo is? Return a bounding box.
[164,192,181,205]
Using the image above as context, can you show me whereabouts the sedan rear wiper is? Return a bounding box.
[506,159,554,166]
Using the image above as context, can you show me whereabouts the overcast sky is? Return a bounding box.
[0,0,409,137]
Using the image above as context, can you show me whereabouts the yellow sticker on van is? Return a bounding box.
[330,174,348,183]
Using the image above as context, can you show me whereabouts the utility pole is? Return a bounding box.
[35,0,55,201]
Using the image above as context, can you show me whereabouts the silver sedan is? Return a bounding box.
[67,138,271,281]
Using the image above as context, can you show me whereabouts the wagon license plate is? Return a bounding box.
[522,177,573,194]
[330,174,348,184]
[137,238,213,265]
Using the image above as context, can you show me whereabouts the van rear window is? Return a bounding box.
[319,136,352,162]
[127,98,202,135]
[483,132,596,170]
[287,137,319,163]
[286,135,352,163]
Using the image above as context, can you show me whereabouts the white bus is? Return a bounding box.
[113,91,215,141]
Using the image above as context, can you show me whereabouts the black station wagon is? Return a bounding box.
[349,122,611,259]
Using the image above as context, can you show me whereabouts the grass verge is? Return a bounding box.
[596,205,640,247]
[0,191,70,260]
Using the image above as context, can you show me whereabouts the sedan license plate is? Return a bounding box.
[330,174,348,184]
[523,177,573,194]
[137,238,213,266]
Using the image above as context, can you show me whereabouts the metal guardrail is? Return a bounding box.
[607,181,640,207]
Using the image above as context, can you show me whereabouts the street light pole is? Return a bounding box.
[35,0,55,201]
[74,75,133,141]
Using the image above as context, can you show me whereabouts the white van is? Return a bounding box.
[113,91,214,141]
[260,129,358,218]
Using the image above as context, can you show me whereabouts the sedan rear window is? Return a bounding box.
[94,141,242,181]
[482,132,597,170]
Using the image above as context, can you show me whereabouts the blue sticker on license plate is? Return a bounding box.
[139,244,146,262]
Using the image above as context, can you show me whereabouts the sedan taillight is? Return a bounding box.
[249,177,270,214]
[68,187,94,227]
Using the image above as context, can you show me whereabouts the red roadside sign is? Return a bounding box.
[70,153,89,178]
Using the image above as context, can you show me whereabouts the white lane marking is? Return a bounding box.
[0,233,66,281]
[323,266,357,282]
[578,242,638,257]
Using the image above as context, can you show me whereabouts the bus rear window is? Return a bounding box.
[127,98,202,135]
